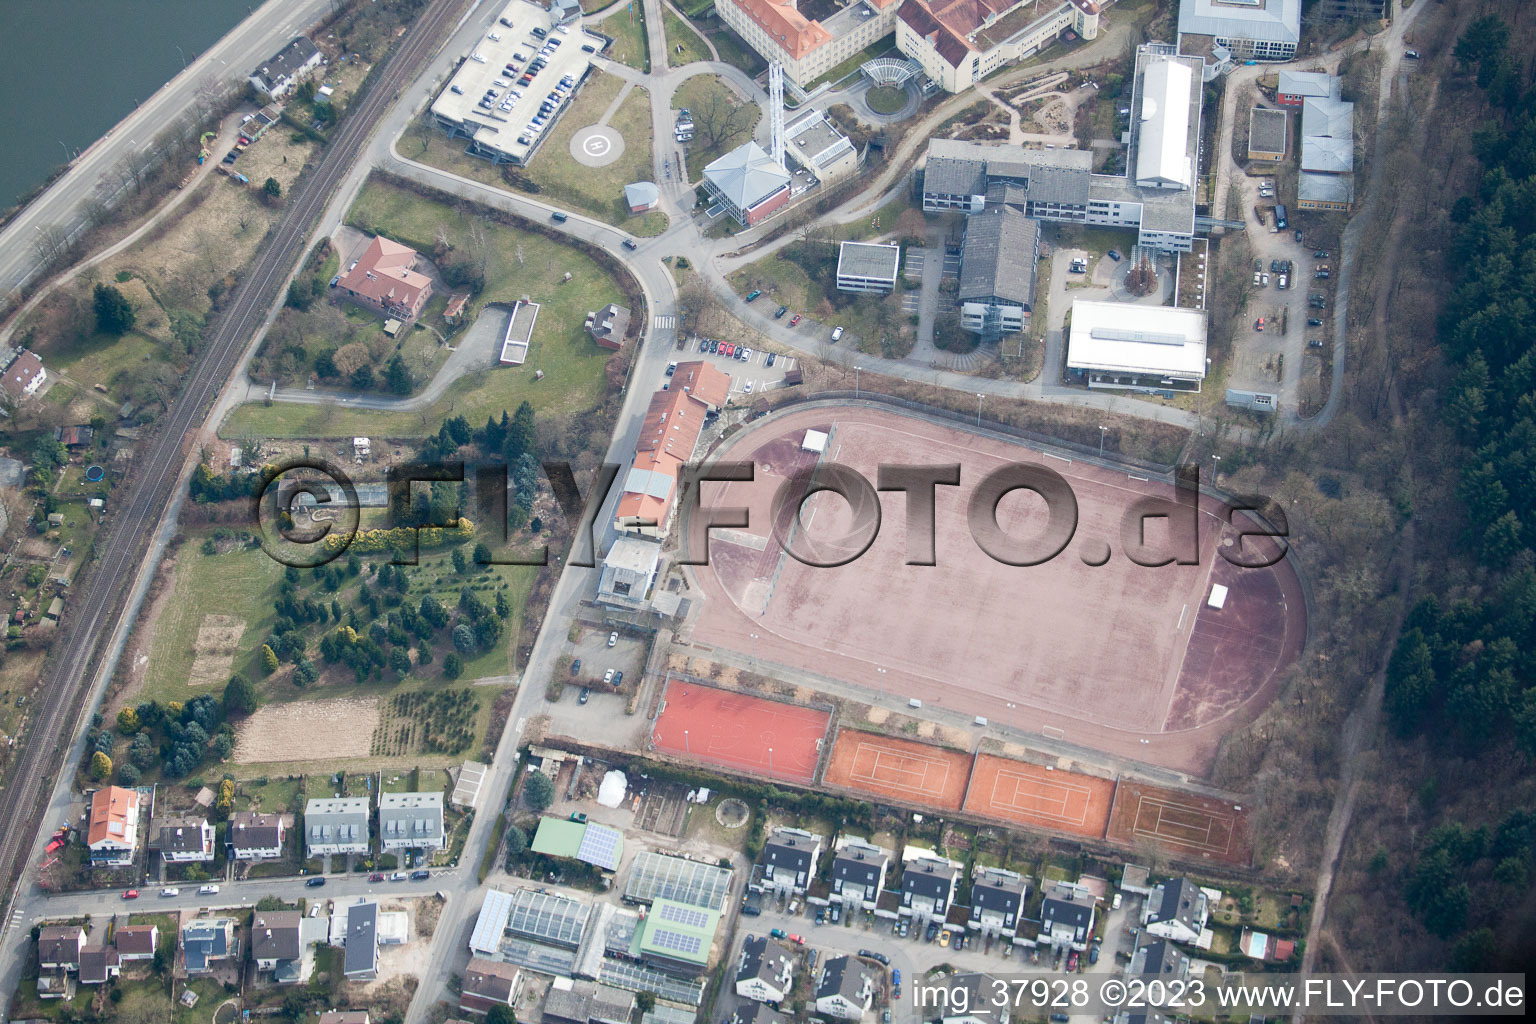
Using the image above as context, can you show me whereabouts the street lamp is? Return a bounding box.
[1098,425,1107,458]
[854,366,862,399]
[176,45,188,69]
[1211,454,1222,480]
[683,730,690,754]
[976,393,984,425]
[767,747,773,780]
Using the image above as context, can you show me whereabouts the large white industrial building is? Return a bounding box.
[1066,300,1209,393]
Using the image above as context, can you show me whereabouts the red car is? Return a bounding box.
[122,889,140,900]
[789,314,803,326]
[1253,318,1265,332]
[1066,951,1079,971]
[369,873,385,882]
[788,934,805,945]
[721,343,733,357]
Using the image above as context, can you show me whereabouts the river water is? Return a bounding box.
[0,0,261,210]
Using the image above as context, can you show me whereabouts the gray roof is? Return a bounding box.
[1178,0,1301,45]
[1041,891,1093,930]
[305,797,370,846]
[1278,70,1334,98]
[251,911,302,963]
[832,843,886,891]
[734,1004,789,1024]
[230,811,284,851]
[1148,878,1204,933]
[959,206,1039,307]
[901,859,955,901]
[942,974,1002,1022]
[344,902,378,976]
[182,918,234,971]
[253,36,320,86]
[704,142,789,211]
[378,791,444,845]
[972,868,1028,917]
[1302,133,1353,174]
[763,830,818,875]
[152,818,209,856]
[837,242,902,282]
[816,955,870,1002]
[924,154,988,197]
[738,935,794,985]
[625,182,660,208]
[1298,171,1354,204]
[1248,107,1287,156]
[1134,938,1188,979]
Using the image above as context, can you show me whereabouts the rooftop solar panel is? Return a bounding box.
[578,824,623,871]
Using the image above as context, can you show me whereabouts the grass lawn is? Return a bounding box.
[382,766,451,793]
[672,75,762,181]
[139,541,286,705]
[237,774,306,814]
[57,330,164,399]
[602,7,649,71]
[806,41,895,91]
[867,86,907,115]
[173,978,230,1024]
[220,177,626,439]
[519,74,665,233]
[663,10,711,67]
[700,22,765,78]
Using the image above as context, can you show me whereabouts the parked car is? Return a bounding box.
[122,890,140,900]
[199,885,220,895]
[892,969,902,987]
[829,903,841,923]
[745,289,761,302]
[925,921,939,942]
[1278,274,1288,290]
[1314,250,1331,258]
[743,381,754,395]
[1253,271,1261,286]
[578,687,591,704]
[160,887,179,897]
[766,352,776,367]
[622,239,638,251]
[607,631,618,647]
[1106,249,1122,261]
[1067,951,1079,971]
[939,929,951,947]
[770,928,786,939]
[789,314,802,326]
[1254,318,1265,332]
[1088,944,1101,965]
[1261,273,1269,286]
[551,211,567,222]
[603,668,615,684]
[954,931,965,951]
[739,346,752,361]
[370,873,386,882]
[816,908,826,925]
[613,671,623,687]
[390,872,408,881]
[1308,339,1324,348]
[411,870,430,880]
[1295,228,1304,242]
[1307,317,1324,326]
[306,877,326,888]
[788,934,804,945]
[774,305,789,319]
[830,326,843,342]
[1404,49,1420,59]
[1112,892,1123,910]
[570,658,582,675]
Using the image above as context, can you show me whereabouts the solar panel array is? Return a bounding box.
[623,851,733,910]
[506,888,591,947]
[600,959,706,1005]
[578,823,623,871]
[656,903,710,928]
[648,927,704,956]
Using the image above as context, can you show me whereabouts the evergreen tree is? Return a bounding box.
[93,283,136,335]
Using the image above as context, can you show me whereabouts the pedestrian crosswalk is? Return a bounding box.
[653,315,677,330]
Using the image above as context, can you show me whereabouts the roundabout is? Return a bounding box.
[570,124,625,168]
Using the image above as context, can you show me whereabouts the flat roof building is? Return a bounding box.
[1067,299,1208,393]
[597,536,661,611]
[1134,57,1196,189]
[430,1,606,166]
[1247,107,1288,162]
[785,111,858,187]
[836,241,902,295]
[1177,0,1300,62]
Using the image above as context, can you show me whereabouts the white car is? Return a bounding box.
[607,631,618,647]
[160,887,180,898]
[1112,892,1123,910]
[603,668,615,684]
[471,53,486,63]
[831,326,844,341]
[198,884,219,895]
[744,381,754,395]
[1261,273,1269,286]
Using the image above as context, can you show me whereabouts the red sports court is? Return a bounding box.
[651,678,829,785]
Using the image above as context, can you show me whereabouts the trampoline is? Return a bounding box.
[85,465,105,482]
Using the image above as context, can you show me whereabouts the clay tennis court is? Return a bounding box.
[823,731,972,811]
[687,405,1308,773]
[963,754,1115,839]
[1107,779,1254,867]
[650,678,829,785]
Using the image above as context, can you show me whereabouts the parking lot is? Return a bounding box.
[678,337,797,398]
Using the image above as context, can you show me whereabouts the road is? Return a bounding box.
[0,0,468,1012]
[0,0,336,316]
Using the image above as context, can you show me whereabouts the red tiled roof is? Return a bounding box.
[338,235,431,313]
[727,0,832,60]
[87,786,139,848]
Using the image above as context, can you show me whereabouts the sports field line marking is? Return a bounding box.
[847,742,952,795]
[988,771,1089,826]
[1131,794,1234,855]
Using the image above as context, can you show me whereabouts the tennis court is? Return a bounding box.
[823,731,972,811]
[650,678,829,785]
[963,754,1114,839]
[1106,780,1254,867]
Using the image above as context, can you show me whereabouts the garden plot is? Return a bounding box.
[188,614,247,686]
[235,697,380,763]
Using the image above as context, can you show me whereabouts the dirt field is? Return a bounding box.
[822,730,972,811]
[651,678,829,785]
[1106,779,1254,868]
[687,405,1307,774]
[963,753,1115,839]
[189,614,246,687]
[234,697,379,763]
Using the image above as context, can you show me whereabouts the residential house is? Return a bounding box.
[304,797,371,857]
[343,901,379,980]
[378,791,446,853]
[248,36,323,99]
[543,980,636,1024]
[459,958,524,1015]
[939,974,1005,1024]
[901,856,960,921]
[337,236,434,321]
[251,911,303,976]
[585,303,630,351]
[969,867,1028,939]
[814,955,874,1020]
[613,362,731,538]
[55,425,94,447]
[229,811,286,861]
[736,934,795,1004]
[78,946,122,986]
[151,817,215,864]
[761,828,821,894]
[830,838,889,911]
[1039,883,1095,951]
[115,925,159,962]
[182,918,238,974]
[1141,878,1209,945]
[87,786,141,866]
[37,925,86,972]
[1,349,47,400]
[1129,938,1189,983]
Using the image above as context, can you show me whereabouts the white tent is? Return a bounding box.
[597,770,628,808]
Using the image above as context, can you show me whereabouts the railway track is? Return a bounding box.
[0,0,462,923]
